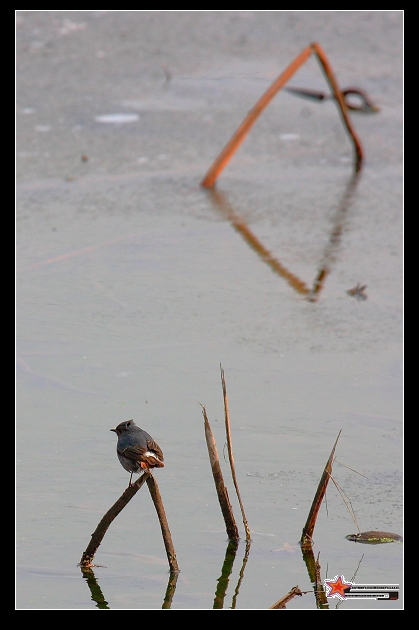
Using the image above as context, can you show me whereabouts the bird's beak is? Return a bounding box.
[110,428,117,433]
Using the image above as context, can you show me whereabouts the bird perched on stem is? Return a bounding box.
[111,419,164,486]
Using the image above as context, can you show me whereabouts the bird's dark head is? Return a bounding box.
[110,419,136,435]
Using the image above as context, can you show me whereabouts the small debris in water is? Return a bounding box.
[347,283,367,300]
[346,530,402,544]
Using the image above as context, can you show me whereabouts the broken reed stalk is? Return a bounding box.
[220,365,251,541]
[200,42,362,188]
[146,474,179,574]
[79,473,149,567]
[269,586,304,609]
[311,42,363,172]
[300,430,342,547]
[201,404,240,541]
[80,472,179,574]
[201,45,312,188]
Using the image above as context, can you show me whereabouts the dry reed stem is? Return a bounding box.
[146,474,179,573]
[201,404,240,541]
[220,365,251,541]
[300,430,342,547]
[200,42,363,188]
[327,472,361,533]
[311,42,363,172]
[269,586,304,609]
[79,473,149,567]
[200,45,312,188]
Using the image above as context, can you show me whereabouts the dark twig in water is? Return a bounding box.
[269,585,305,609]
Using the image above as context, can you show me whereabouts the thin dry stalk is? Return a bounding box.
[300,431,342,547]
[201,404,240,541]
[335,554,364,609]
[327,472,361,533]
[269,586,304,609]
[334,459,368,478]
[200,45,313,188]
[79,473,149,567]
[146,474,179,573]
[220,365,251,541]
[311,42,363,172]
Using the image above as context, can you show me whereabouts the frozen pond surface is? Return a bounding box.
[16,11,402,609]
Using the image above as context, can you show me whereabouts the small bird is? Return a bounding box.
[111,419,164,486]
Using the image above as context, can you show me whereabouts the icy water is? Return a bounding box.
[16,11,402,609]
